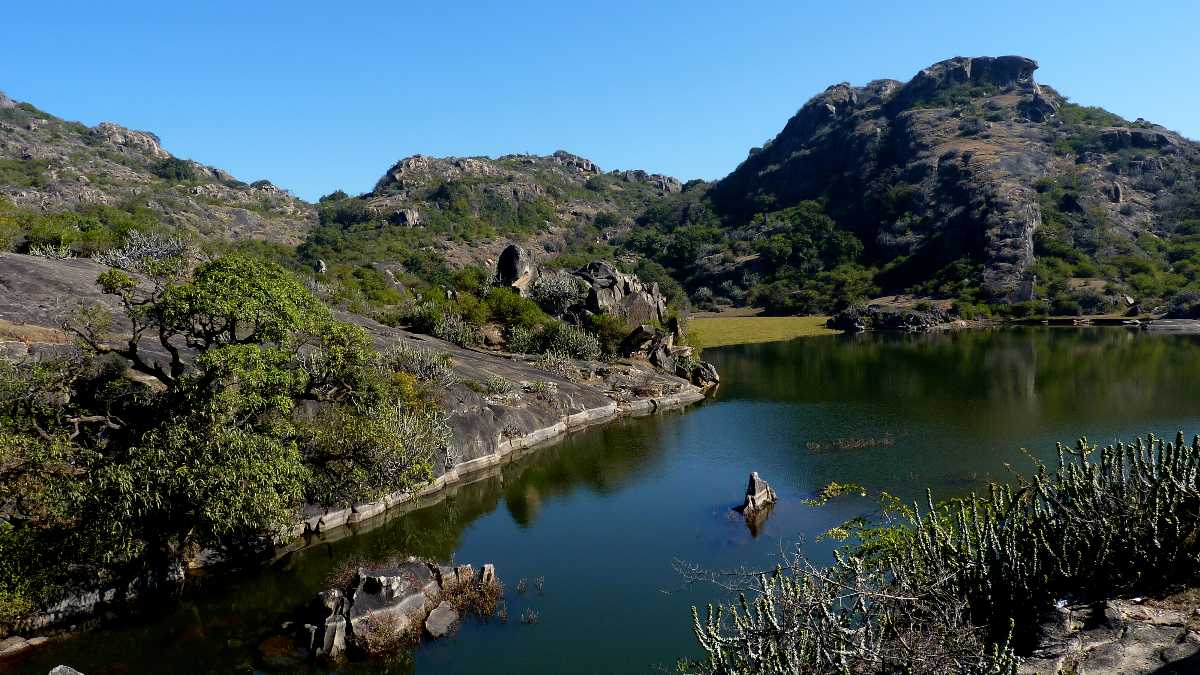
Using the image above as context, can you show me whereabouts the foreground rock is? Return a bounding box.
[1021,596,1200,674]
[312,559,497,660]
[737,472,778,538]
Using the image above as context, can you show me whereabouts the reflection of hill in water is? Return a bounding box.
[709,328,1200,431]
[293,413,675,568]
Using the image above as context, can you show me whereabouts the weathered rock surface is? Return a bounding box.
[496,243,537,294]
[573,261,668,326]
[1020,597,1200,674]
[827,304,955,332]
[424,601,458,638]
[48,666,85,675]
[741,472,778,514]
[313,559,493,660]
[707,56,1200,303]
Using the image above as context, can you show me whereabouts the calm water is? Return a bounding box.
[15,328,1200,674]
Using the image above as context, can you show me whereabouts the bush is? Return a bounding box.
[433,312,483,348]
[587,313,633,357]
[150,157,199,182]
[483,287,549,329]
[689,432,1200,671]
[504,325,540,355]
[540,322,601,360]
[530,271,587,315]
[382,344,455,383]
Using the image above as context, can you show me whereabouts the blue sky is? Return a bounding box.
[3,1,1196,201]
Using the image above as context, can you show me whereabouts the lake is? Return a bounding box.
[14,327,1200,674]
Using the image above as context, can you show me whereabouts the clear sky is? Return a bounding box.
[3,1,1196,201]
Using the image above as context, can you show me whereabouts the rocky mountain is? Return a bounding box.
[0,90,314,245]
[634,56,1200,317]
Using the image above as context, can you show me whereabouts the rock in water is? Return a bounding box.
[743,472,778,514]
[425,600,459,638]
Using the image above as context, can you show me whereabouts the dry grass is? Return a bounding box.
[688,315,837,348]
[0,319,72,344]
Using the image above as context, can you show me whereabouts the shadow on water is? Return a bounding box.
[14,327,1200,674]
[9,415,679,675]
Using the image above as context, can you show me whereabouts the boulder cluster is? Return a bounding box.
[309,558,498,661]
[494,243,719,390]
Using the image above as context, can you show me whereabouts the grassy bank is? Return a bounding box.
[688,315,837,348]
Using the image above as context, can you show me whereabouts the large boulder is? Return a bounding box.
[573,261,668,325]
[496,243,537,295]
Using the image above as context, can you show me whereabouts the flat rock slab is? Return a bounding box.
[425,600,459,638]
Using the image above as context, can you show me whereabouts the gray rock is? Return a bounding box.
[0,90,15,109]
[573,261,667,325]
[742,472,778,514]
[424,600,459,638]
[49,667,85,675]
[496,243,537,295]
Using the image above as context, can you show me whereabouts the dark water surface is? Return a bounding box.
[15,328,1200,674]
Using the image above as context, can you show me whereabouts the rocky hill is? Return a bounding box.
[631,56,1200,317]
[303,150,685,284]
[0,90,314,246]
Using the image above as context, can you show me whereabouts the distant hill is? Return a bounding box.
[4,56,1200,320]
[0,90,314,246]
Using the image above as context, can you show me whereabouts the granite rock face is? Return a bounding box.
[1020,597,1200,674]
[707,56,1200,303]
[573,260,668,326]
[496,243,538,294]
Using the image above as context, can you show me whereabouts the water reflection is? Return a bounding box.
[16,328,1200,675]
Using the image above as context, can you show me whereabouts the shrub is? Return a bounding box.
[505,325,541,355]
[382,344,455,383]
[530,271,587,315]
[483,287,549,329]
[689,432,1200,671]
[301,401,448,506]
[540,322,601,360]
[587,313,633,357]
[92,229,195,274]
[150,157,199,182]
[433,312,483,347]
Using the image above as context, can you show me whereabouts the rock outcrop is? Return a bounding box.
[313,559,495,660]
[707,55,1200,304]
[0,93,314,245]
[573,261,668,326]
[741,472,778,514]
[827,304,955,332]
[1021,596,1200,674]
